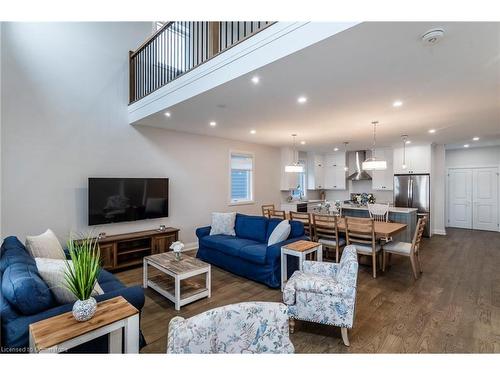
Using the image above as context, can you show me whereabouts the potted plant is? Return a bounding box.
[170,241,185,261]
[64,234,101,322]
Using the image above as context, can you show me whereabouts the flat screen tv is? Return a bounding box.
[88,178,169,226]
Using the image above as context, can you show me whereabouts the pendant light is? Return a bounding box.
[401,135,408,169]
[362,121,387,171]
[285,134,304,173]
[343,142,349,171]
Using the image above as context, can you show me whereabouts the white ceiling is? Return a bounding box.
[136,22,500,152]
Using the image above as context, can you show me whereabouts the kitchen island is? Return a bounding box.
[341,204,418,242]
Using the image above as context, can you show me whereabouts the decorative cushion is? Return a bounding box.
[2,263,55,315]
[234,214,267,242]
[0,236,35,273]
[35,258,103,304]
[25,229,65,260]
[209,212,236,236]
[318,238,346,247]
[383,241,412,254]
[268,220,291,246]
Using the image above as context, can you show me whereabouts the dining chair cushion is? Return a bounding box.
[382,241,412,255]
[318,238,346,248]
[352,243,381,254]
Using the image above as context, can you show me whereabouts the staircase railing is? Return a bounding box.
[129,21,274,104]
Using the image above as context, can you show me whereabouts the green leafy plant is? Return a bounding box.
[64,234,101,301]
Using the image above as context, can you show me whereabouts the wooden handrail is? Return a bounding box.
[130,22,174,59]
[129,21,274,104]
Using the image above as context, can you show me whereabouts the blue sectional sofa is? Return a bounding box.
[0,236,145,353]
[196,214,307,288]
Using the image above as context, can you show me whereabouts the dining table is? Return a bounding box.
[336,217,408,239]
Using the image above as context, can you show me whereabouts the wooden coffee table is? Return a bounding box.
[143,252,211,310]
[281,240,323,291]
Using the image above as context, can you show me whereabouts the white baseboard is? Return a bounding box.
[181,241,198,252]
[432,229,447,235]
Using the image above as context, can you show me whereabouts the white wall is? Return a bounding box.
[1,22,282,246]
[0,22,2,238]
[432,144,446,235]
[446,146,500,168]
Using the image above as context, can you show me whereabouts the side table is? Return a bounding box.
[281,240,323,291]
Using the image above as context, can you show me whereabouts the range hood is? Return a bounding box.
[347,151,372,181]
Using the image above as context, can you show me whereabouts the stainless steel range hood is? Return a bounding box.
[347,151,372,181]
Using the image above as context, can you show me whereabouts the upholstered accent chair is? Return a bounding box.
[167,302,294,354]
[283,245,359,346]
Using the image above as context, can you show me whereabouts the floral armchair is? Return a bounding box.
[167,302,294,353]
[283,245,358,346]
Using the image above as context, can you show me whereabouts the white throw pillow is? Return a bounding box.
[25,229,65,260]
[268,220,291,246]
[35,258,104,304]
[209,212,236,236]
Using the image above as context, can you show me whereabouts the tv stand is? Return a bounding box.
[92,227,179,271]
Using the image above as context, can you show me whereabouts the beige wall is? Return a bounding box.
[1,22,281,246]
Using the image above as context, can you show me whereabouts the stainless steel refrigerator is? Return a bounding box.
[394,174,431,237]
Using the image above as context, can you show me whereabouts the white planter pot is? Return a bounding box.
[72,297,97,322]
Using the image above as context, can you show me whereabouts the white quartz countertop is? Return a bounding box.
[341,203,418,214]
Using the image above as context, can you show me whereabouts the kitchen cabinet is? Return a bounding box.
[393,144,431,175]
[372,148,394,190]
[280,147,299,190]
[307,152,324,190]
[324,152,347,190]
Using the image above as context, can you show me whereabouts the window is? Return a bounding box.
[230,152,254,204]
[291,160,307,199]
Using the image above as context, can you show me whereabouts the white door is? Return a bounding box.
[473,168,498,231]
[448,169,473,229]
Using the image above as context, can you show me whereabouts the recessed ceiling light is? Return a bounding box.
[333,147,339,152]
[464,144,470,148]
[393,100,403,108]
[428,129,436,133]
[251,76,260,84]
[164,112,171,117]
[472,137,480,141]
[297,96,307,104]
[209,121,217,127]
[300,141,306,145]
[250,130,256,134]
[405,140,411,144]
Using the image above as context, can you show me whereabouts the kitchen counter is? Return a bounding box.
[341,203,418,214]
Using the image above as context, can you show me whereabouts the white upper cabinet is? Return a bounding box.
[372,148,394,190]
[307,152,324,190]
[324,152,347,190]
[393,144,432,175]
[280,147,299,190]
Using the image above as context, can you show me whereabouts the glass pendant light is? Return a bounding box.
[285,134,304,173]
[362,121,387,171]
[401,135,408,169]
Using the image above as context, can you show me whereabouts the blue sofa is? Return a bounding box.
[0,236,146,353]
[196,214,307,288]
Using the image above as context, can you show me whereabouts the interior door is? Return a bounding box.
[448,169,473,229]
[472,168,498,231]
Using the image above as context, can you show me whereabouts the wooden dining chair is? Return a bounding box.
[367,203,390,222]
[289,211,313,240]
[382,217,426,279]
[312,214,346,262]
[367,203,392,243]
[269,210,286,220]
[262,204,275,218]
[345,216,381,278]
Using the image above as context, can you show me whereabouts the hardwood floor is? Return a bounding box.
[116,228,500,353]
